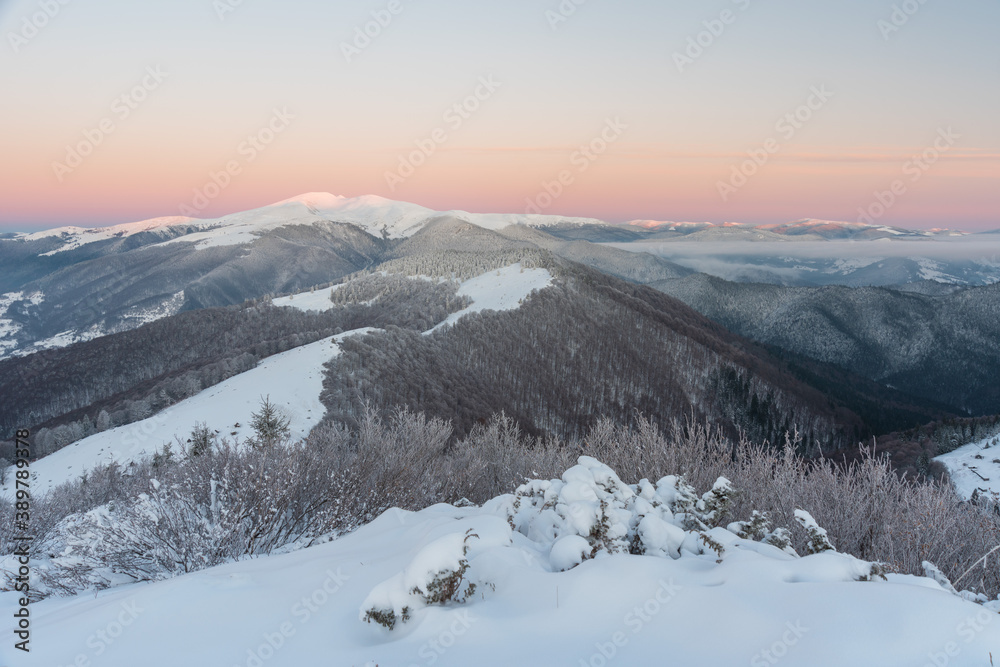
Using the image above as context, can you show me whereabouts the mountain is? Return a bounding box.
[5,196,991,362]
[551,218,969,243]
[5,224,934,464]
[0,196,679,360]
[651,273,1000,416]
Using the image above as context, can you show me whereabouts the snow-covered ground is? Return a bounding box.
[272,285,343,312]
[273,263,553,331]
[428,263,552,333]
[1,329,375,498]
[3,458,997,667]
[936,435,1000,501]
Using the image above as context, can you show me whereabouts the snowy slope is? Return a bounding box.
[162,193,608,249]
[272,285,344,312]
[19,216,196,255]
[429,263,552,332]
[3,483,997,667]
[936,435,1000,501]
[273,263,553,328]
[1,329,375,498]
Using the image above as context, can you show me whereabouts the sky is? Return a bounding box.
[1,0,998,231]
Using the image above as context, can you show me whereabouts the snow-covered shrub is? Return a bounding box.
[794,509,835,554]
[360,456,897,631]
[730,510,770,541]
[187,422,216,457]
[10,410,1000,604]
[504,457,778,569]
[9,409,465,598]
[362,523,510,630]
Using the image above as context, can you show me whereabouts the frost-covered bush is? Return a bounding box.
[501,457,805,570]
[795,509,835,555]
[361,529,485,630]
[4,409,464,598]
[9,410,1000,605]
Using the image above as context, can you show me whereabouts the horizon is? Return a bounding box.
[3,191,998,236]
[2,1,998,232]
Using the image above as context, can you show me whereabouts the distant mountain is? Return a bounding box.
[652,273,1000,417]
[7,193,609,256]
[2,192,993,366]
[0,195,619,359]
[610,218,967,242]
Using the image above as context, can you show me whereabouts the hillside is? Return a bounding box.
[652,274,1000,416]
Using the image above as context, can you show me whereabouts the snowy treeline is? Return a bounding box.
[350,248,549,283]
[4,410,999,603]
[859,414,1000,480]
[322,261,857,449]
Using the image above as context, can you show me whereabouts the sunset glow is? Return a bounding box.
[2,0,997,230]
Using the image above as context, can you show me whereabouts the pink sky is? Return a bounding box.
[1,1,997,231]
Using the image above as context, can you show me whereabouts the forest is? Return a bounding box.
[0,275,467,459]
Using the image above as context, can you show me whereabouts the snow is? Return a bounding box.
[936,435,1000,502]
[118,291,186,327]
[20,216,196,256]
[428,263,552,333]
[4,457,998,667]
[272,285,343,312]
[0,292,27,357]
[1,329,376,498]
